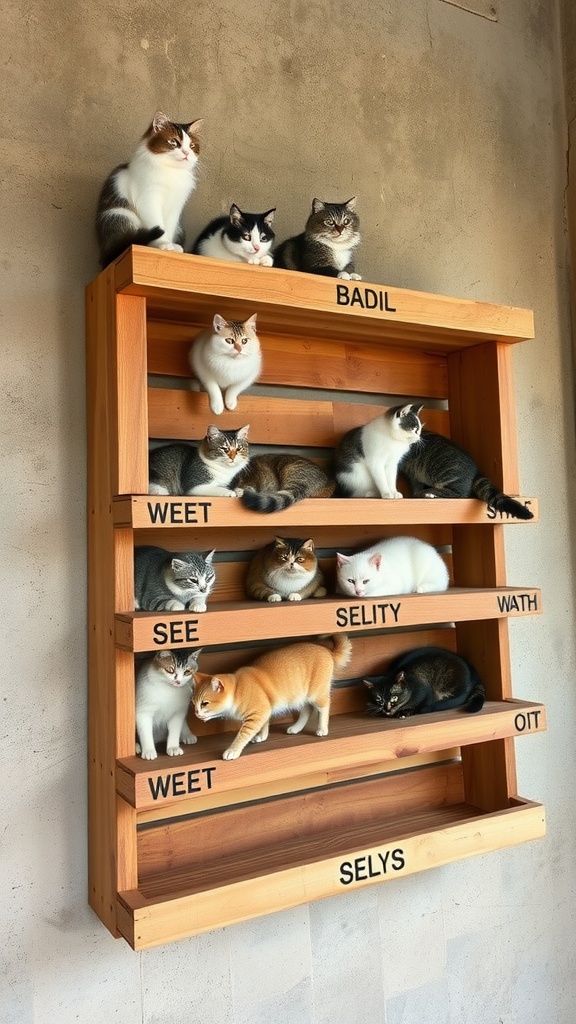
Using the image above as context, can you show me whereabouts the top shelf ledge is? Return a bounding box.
[105,248,535,354]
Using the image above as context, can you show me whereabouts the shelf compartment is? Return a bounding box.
[115,587,542,652]
[117,699,546,812]
[113,495,539,529]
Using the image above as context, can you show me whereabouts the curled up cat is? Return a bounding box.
[192,204,276,265]
[246,536,327,602]
[134,545,216,612]
[336,536,449,598]
[192,634,352,759]
[363,646,485,718]
[149,424,250,496]
[189,315,262,415]
[274,197,361,279]
[96,111,204,268]
[232,453,335,512]
[136,648,201,759]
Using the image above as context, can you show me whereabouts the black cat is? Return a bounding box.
[363,646,485,718]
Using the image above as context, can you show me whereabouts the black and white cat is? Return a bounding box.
[148,425,250,496]
[96,111,204,268]
[136,648,201,759]
[273,198,361,279]
[334,405,423,498]
[134,546,216,612]
[363,646,485,718]
[192,204,276,265]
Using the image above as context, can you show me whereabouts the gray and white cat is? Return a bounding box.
[96,111,204,269]
[135,546,216,612]
[148,425,250,496]
[189,315,262,415]
[334,405,423,499]
[136,648,201,759]
[192,205,276,265]
[336,536,449,598]
[273,198,361,279]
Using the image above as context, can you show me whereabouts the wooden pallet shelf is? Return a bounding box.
[87,248,545,949]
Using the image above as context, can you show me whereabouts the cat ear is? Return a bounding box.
[188,648,202,664]
[312,198,325,214]
[263,209,276,226]
[335,552,349,567]
[411,404,424,417]
[362,678,375,690]
[243,314,258,331]
[229,204,244,225]
[204,549,216,563]
[152,111,172,133]
[301,539,315,553]
[369,553,382,571]
[274,536,288,549]
[396,671,406,683]
[344,196,358,211]
[186,118,204,135]
[171,558,188,572]
[206,424,221,440]
[210,677,225,693]
[213,314,228,333]
[237,424,250,439]
[399,404,413,417]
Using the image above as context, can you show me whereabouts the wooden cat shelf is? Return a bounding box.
[87,248,545,950]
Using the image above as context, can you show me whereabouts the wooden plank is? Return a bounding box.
[117,699,546,812]
[113,249,535,351]
[115,587,542,652]
[115,295,149,494]
[117,800,545,948]
[114,494,538,530]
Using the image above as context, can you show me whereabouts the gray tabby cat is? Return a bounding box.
[135,546,216,612]
[273,198,361,279]
[231,453,335,513]
[148,425,250,496]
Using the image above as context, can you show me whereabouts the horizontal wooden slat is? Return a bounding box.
[117,699,545,812]
[115,587,542,651]
[115,249,535,352]
[117,797,545,948]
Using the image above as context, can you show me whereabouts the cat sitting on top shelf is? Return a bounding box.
[192,204,276,265]
[274,197,362,279]
[95,111,204,268]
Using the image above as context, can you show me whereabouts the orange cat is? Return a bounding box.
[192,634,352,759]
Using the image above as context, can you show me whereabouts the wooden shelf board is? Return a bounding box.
[117,700,546,812]
[113,495,538,529]
[116,797,545,949]
[115,587,542,651]
[112,248,535,352]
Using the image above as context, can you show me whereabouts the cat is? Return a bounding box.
[273,197,361,279]
[96,111,204,269]
[192,634,352,759]
[149,425,250,496]
[400,430,534,520]
[363,646,485,718]
[135,648,201,759]
[334,404,424,498]
[189,315,262,415]
[246,536,327,602]
[134,546,216,612]
[192,204,276,265]
[336,536,449,598]
[231,453,335,513]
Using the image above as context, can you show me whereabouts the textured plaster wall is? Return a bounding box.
[1,1,575,1022]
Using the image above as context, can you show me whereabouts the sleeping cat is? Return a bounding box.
[273,198,361,279]
[134,546,216,612]
[189,315,262,415]
[136,648,201,759]
[192,204,276,265]
[400,430,534,520]
[192,634,352,759]
[363,646,485,717]
[336,536,449,598]
[246,536,327,602]
[96,111,204,268]
[334,405,423,498]
[148,425,250,496]
[232,453,335,512]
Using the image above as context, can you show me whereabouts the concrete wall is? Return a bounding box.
[1,0,575,1021]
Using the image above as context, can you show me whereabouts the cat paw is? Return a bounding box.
[140,748,158,760]
[164,599,186,611]
[222,746,241,760]
[157,242,184,253]
[166,745,184,756]
[224,397,238,410]
[189,602,207,612]
[209,400,225,415]
[256,254,274,267]
[234,487,244,497]
[423,492,437,499]
[393,491,404,499]
[267,593,282,602]
[315,727,329,737]
[348,273,362,281]
[287,592,302,601]
[337,272,352,280]
[180,729,197,745]
[286,724,303,735]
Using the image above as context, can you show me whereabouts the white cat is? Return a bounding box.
[334,405,423,499]
[96,111,204,268]
[189,313,262,415]
[135,648,201,759]
[336,536,449,598]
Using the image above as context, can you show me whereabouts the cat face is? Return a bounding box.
[192,673,232,720]
[203,424,250,465]
[226,205,276,258]
[153,648,202,687]
[269,537,317,579]
[336,551,382,598]
[307,197,360,246]
[363,673,410,716]
[389,404,423,444]
[169,550,216,597]
[144,111,204,167]
[211,314,259,359]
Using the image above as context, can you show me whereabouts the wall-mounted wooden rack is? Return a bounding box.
[87,248,545,950]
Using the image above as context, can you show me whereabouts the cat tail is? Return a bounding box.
[325,633,353,671]
[101,226,165,268]
[240,488,298,513]
[464,671,486,713]
[472,475,534,520]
